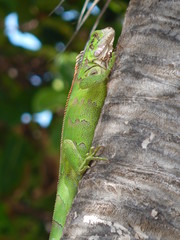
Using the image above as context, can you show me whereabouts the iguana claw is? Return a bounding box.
[79,146,108,174]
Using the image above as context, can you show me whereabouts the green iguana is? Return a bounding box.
[49,27,115,239]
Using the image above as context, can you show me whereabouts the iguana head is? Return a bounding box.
[77,27,115,80]
[86,27,115,61]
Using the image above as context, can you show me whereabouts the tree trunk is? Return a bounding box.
[62,0,180,239]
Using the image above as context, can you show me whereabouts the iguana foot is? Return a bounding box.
[79,146,108,174]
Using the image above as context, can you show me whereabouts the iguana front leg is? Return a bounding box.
[79,52,115,89]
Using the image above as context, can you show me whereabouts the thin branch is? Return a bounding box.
[90,0,112,35]
[77,0,90,27]
[64,0,100,51]
[61,0,112,51]
[49,0,65,16]
[76,0,100,31]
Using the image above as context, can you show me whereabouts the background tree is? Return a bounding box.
[0,0,129,239]
[62,0,180,239]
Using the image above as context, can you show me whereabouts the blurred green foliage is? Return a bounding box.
[0,0,129,239]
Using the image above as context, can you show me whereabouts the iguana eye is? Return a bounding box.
[89,43,94,50]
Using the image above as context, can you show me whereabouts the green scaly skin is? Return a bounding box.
[49,27,115,240]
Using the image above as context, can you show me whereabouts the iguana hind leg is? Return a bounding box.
[79,146,108,174]
[63,140,107,175]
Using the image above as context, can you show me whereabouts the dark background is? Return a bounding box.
[0,0,129,239]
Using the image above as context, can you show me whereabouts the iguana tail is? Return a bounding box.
[49,175,78,239]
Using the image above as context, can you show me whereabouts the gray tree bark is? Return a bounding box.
[62,0,180,239]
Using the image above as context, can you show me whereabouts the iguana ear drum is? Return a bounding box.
[89,69,98,75]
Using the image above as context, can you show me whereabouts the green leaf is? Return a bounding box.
[32,87,67,112]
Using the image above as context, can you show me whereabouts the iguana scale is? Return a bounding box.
[49,27,115,239]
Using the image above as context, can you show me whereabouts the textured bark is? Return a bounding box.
[62,0,180,239]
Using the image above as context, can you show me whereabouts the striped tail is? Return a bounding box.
[49,175,78,239]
